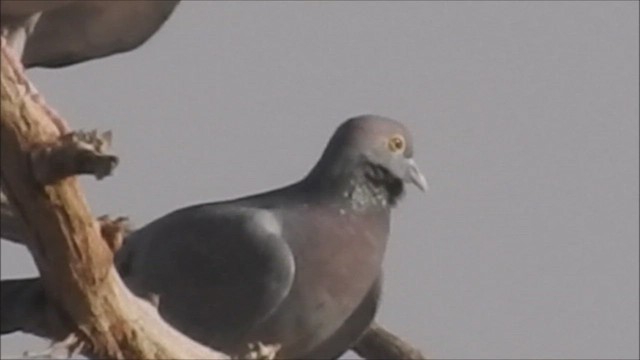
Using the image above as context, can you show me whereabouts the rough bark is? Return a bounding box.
[30,130,118,184]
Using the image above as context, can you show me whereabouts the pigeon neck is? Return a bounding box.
[304,159,404,210]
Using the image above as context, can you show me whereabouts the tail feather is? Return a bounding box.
[1,277,47,335]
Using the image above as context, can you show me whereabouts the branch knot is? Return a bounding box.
[30,130,118,184]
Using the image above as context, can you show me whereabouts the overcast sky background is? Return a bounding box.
[1,2,638,359]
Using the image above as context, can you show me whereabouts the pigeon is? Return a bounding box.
[0,0,180,133]
[114,114,427,358]
[1,0,179,68]
[1,115,427,359]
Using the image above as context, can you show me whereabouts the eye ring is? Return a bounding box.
[388,135,405,153]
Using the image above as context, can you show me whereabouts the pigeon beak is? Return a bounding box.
[404,158,428,192]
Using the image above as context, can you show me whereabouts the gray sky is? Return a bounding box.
[1,2,638,359]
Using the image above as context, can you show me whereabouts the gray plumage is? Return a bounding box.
[115,114,427,358]
[1,0,179,68]
[2,115,427,359]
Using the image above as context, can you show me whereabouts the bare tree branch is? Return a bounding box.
[31,130,119,184]
[1,36,229,360]
[353,323,427,360]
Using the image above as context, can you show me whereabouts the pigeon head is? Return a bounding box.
[304,115,427,208]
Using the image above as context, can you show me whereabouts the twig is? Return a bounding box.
[31,130,118,184]
[353,322,427,360]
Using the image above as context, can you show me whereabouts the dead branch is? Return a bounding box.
[31,130,118,184]
[353,322,427,359]
[1,36,228,359]
[97,215,131,253]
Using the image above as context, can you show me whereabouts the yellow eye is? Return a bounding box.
[388,135,405,153]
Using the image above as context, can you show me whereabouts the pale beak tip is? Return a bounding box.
[406,158,428,192]
[414,173,428,192]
